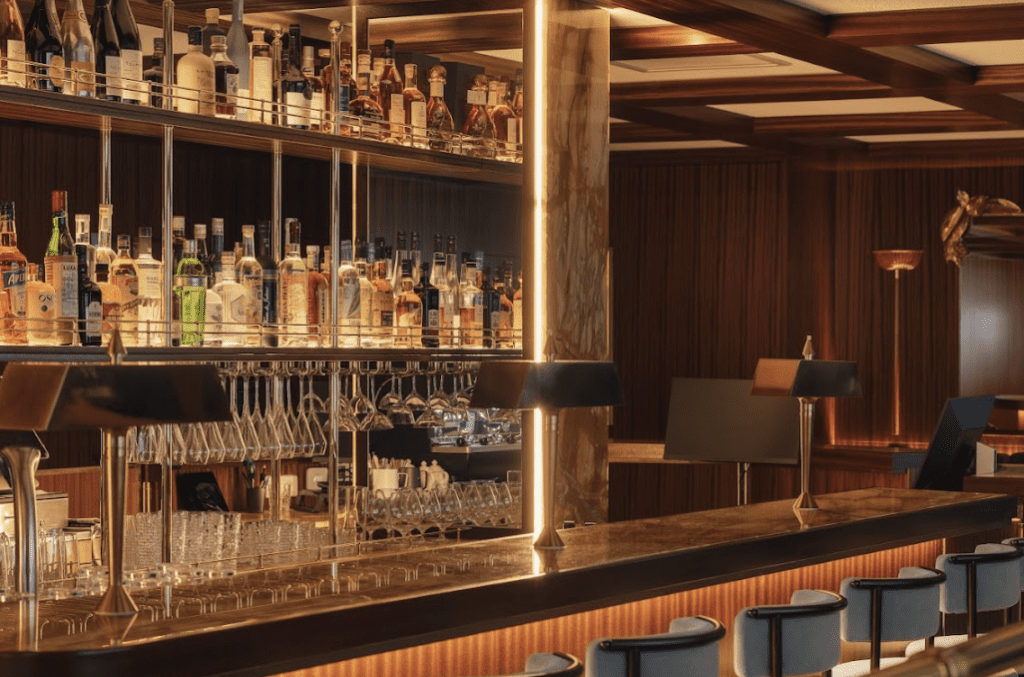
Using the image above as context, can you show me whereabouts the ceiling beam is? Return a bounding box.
[828,4,1024,47]
[610,26,756,61]
[612,74,894,107]
[365,11,521,53]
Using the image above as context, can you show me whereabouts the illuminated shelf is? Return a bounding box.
[0,345,522,363]
[0,85,523,186]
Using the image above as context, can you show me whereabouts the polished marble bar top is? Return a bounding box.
[0,488,1014,677]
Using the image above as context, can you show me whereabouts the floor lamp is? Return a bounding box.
[470,359,623,550]
[873,250,923,445]
[752,336,862,511]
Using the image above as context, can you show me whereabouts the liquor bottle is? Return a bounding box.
[499,260,514,348]
[110,0,141,104]
[418,259,439,349]
[354,239,373,346]
[95,203,116,270]
[281,24,310,130]
[305,244,326,345]
[490,78,517,161]
[459,254,483,347]
[0,201,27,345]
[176,25,215,115]
[277,218,307,346]
[370,243,394,348]
[171,215,185,268]
[409,231,422,285]
[76,234,102,346]
[402,63,427,149]
[481,266,501,348]
[209,217,224,279]
[194,223,209,274]
[25,264,57,345]
[426,65,454,153]
[511,67,523,118]
[255,220,277,346]
[349,48,382,140]
[225,0,247,89]
[333,42,355,134]
[336,239,359,347]
[428,234,452,347]
[60,0,95,97]
[378,39,404,142]
[444,236,460,345]
[200,8,224,56]
[143,36,163,108]
[172,239,205,346]
[234,224,262,346]
[370,55,382,104]
[390,230,406,292]
[204,273,222,346]
[0,0,26,88]
[462,73,496,158]
[24,0,61,92]
[210,35,238,119]
[249,28,272,124]
[393,259,421,348]
[512,270,522,349]
[134,226,164,346]
[109,233,138,344]
[74,213,94,280]
[302,46,322,131]
[212,250,245,347]
[94,261,120,343]
[315,47,330,131]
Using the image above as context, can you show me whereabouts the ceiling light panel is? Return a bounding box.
[610,53,834,83]
[784,0,1023,14]
[922,41,1024,66]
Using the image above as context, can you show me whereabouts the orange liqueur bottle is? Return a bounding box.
[0,200,28,345]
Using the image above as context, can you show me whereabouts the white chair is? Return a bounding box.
[585,615,724,677]
[1001,537,1024,623]
[832,566,945,676]
[735,589,846,677]
[457,652,583,677]
[905,543,1023,656]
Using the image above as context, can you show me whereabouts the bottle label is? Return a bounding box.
[220,283,247,325]
[338,83,349,113]
[113,272,140,318]
[340,276,360,320]
[251,57,273,123]
[507,118,518,145]
[379,309,393,328]
[2,266,26,316]
[120,49,143,102]
[238,275,262,324]
[261,276,277,324]
[172,281,205,346]
[429,81,443,98]
[104,54,123,100]
[410,101,426,132]
[236,87,250,121]
[27,283,56,341]
[48,54,65,90]
[70,61,95,96]
[47,257,78,318]
[86,300,103,337]
[281,275,307,325]
[178,63,215,115]
[311,90,324,126]
[5,39,25,87]
[468,89,485,105]
[285,90,310,128]
[225,72,239,97]
[427,309,439,329]
[389,93,404,124]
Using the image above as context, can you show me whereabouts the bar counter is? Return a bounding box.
[0,488,1015,677]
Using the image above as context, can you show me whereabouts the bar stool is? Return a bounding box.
[905,543,1023,656]
[1001,537,1024,622]
[832,567,946,676]
[735,590,847,677]
[585,615,725,677]
[455,652,583,677]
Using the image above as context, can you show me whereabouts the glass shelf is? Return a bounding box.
[0,345,522,363]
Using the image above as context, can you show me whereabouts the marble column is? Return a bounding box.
[523,0,611,524]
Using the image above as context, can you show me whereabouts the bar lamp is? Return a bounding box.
[469,353,623,550]
[0,332,231,616]
[752,336,862,511]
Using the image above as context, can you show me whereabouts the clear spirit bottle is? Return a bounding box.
[390,230,406,292]
[95,203,116,270]
[0,201,27,345]
[249,28,272,124]
[73,213,94,280]
[428,234,452,347]
[394,259,421,348]
[459,254,483,347]
[110,233,138,345]
[354,240,373,347]
[426,65,454,153]
[403,63,427,148]
[134,226,164,346]
[176,25,215,115]
[94,260,120,344]
[306,244,327,346]
[444,236,460,346]
[213,250,246,347]
[172,239,206,347]
[278,218,308,347]
[256,220,278,347]
[25,264,57,345]
[335,240,359,347]
[370,247,394,348]
[234,224,263,346]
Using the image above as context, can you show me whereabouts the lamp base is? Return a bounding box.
[94,584,139,617]
[533,527,565,551]
[793,491,819,511]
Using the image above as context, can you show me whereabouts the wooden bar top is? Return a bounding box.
[0,488,1014,677]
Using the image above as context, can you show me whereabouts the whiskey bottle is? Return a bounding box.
[234,224,263,346]
[278,217,308,347]
[24,0,61,91]
[354,239,372,347]
[76,235,102,346]
[25,264,57,345]
[256,220,278,347]
[94,260,120,343]
[249,28,272,124]
[95,203,116,270]
[176,25,215,115]
[142,36,163,108]
[0,0,26,88]
[499,260,514,348]
[462,73,496,158]
[210,34,239,119]
[403,63,427,149]
[281,24,310,130]
[172,239,206,347]
[390,230,406,292]
[426,65,454,153]
[370,243,394,348]
[393,259,421,348]
[109,233,138,344]
[481,266,501,349]
[200,8,224,56]
[306,244,327,345]
[459,254,483,347]
[349,49,382,140]
[378,39,404,143]
[0,201,27,345]
[212,250,246,347]
[512,270,523,349]
[60,0,95,97]
[303,46,322,131]
[134,226,164,346]
[110,0,142,104]
[490,78,518,161]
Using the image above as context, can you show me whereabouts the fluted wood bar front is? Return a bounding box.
[0,488,1014,677]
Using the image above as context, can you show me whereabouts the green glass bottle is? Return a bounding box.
[172,238,206,346]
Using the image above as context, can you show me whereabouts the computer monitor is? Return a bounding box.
[663,378,799,465]
[913,395,995,491]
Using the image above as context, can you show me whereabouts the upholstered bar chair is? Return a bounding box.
[1000,537,1024,623]
[833,567,946,676]
[585,615,725,677]
[735,590,847,677]
[455,652,583,677]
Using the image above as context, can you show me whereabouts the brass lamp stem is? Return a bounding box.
[794,397,819,511]
[534,411,564,550]
[95,428,139,616]
[893,268,901,439]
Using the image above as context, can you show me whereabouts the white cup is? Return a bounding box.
[370,468,399,498]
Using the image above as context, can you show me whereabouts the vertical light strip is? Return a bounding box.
[530,0,547,538]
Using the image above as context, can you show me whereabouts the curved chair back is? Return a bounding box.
[735,589,846,677]
[938,543,1022,637]
[1001,537,1024,623]
[586,615,724,677]
[524,652,584,677]
[840,566,946,670]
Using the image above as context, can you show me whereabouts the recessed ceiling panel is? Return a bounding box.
[605,8,675,28]
[923,41,1024,66]
[848,130,1024,143]
[784,0,1022,14]
[610,140,745,151]
[711,97,960,118]
[610,53,835,83]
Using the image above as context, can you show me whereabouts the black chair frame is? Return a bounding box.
[946,547,1023,638]
[745,590,847,677]
[848,567,946,671]
[596,616,726,677]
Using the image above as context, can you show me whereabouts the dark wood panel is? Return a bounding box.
[611,74,893,107]
[959,256,1024,398]
[610,25,759,61]
[828,5,1024,47]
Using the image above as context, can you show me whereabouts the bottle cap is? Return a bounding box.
[252,28,265,43]
[194,224,207,238]
[153,37,165,53]
[205,8,220,23]
[243,224,255,236]
[184,239,197,254]
[383,39,395,58]
[117,234,131,248]
[222,251,235,265]
[303,45,314,59]
[188,26,203,46]
[51,190,67,212]
[173,216,185,232]
[211,35,227,48]
[211,218,224,234]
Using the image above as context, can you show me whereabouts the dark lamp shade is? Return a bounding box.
[751,359,863,399]
[469,360,625,410]
[0,363,232,431]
